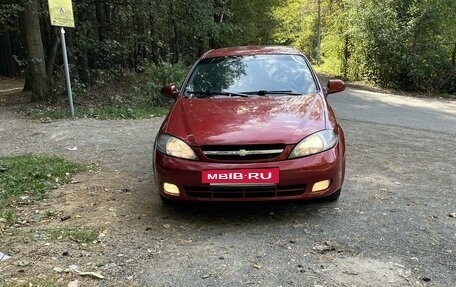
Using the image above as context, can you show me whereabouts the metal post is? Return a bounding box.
[60,27,74,118]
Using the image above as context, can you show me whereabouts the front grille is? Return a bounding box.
[184,184,306,199]
[202,144,285,161]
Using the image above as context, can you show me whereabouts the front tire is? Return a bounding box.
[324,188,341,202]
[159,194,174,206]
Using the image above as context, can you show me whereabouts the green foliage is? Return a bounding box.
[317,0,363,79]
[274,0,455,93]
[30,226,99,244]
[0,2,23,32]
[0,155,86,215]
[272,0,318,59]
[68,0,226,77]
[221,0,281,47]
[1,209,15,224]
[22,95,171,120]
[137,61,187,107]
[5,0,454,97]
[357,0,455,92]
[21,61,185,120]
[46,227,100,244]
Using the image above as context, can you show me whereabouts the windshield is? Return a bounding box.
[183,54,317,97]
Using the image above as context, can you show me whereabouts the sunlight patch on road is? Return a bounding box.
[347,88,456,116]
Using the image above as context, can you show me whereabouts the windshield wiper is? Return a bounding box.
[186,90,249,98]
[241,90,303,96]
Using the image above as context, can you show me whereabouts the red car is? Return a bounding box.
[154,46,346,203]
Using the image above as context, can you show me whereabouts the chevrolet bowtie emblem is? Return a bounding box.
[238,149,248,156]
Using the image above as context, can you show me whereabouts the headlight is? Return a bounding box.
[289,130,338,158]
[156,134,198,160]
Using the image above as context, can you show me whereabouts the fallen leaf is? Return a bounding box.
[202,274,211,279]
[69,265,105,279]
[18,260,29,267]
[77,271,105,279]
[53,267,64,273]
[252,263,261,269]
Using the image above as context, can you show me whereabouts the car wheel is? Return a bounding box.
[159,195,174,206]
[324,188,341,202]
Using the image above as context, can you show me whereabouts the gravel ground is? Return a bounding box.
[0,104,455,287]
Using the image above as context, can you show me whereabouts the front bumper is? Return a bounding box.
[153,144,345,202]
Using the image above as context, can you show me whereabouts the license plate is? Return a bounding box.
[202,168,279,185]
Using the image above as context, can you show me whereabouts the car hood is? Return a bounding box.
[163,94,327,146]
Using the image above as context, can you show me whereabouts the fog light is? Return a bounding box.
[312,180,331,192]
[163,183,180,196]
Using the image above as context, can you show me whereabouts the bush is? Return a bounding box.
[136,61,188,107]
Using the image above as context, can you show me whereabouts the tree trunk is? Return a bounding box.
[0,32,17,77]
[46,28,61,81]
[343,35,350,78]
[169,1,180,63]
[452,42,456,69]
[76,4,91,84]
[22,0,48,101]
[95,0,107,41]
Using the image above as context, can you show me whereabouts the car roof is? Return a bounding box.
[201,46,302,59]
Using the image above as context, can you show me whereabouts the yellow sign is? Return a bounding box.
[48,0,75,28]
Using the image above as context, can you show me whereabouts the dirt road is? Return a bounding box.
[0,89,455,286]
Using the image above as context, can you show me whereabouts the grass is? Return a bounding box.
[2,209,15,224]
[22,103,171,120]
[0,154,87,222]
[46,226,100,244]
[30,226,100,244]
[1,280,62,287]
[21,62,184,120]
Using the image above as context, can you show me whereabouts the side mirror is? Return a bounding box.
[326,80,346,95]
[160,85,179,99]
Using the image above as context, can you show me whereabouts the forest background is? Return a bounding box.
[1,0,454,115]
